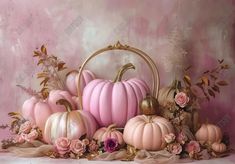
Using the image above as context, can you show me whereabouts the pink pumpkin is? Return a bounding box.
[65,70,95,96]
[123,115,174,151]
[195,123,222,145]
[43,99,98,144]
[21,97,53,131]
[211,142,226,153]
[83,63,150,127]
[21,90,76,131]
[93,124,125,146]
[47,90,77,112]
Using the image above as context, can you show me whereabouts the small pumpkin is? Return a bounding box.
[43,99,98,144]
[93,124,125,146]
[123,115,174,151]
[211,142,226,153]
[140,94,159,115]
[83,63,150,127]
[65,69,95,96]
[195,123,222,145]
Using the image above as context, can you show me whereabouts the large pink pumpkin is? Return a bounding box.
[65,70,95,96]
[123,115,174,151]
[83,63,150,127]
[195,123,222,144]
[93,124,125,146]
[43,99,98,144]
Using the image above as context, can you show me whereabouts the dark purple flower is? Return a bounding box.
[104,138,119,153]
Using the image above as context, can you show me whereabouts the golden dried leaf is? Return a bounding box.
[217,81,228,86]
[11,116,21,120]
[41,87,49,99]
[203,70,210,74]
[41,45,47,55]
[40,77,49,86]
[184,65,192,72]
[37,72,48,78]
[208,89,215,98]
[33,51,41,57]
[201,76,209,86]
[221,64,229,69]
[210,74,217,80]
[10,120,18,127]
[183,75,191,86]
[57,62,66,71]
[37,59,45,66]
[212,85,220,93]
[8,112,20,116]
[218,59,224,64]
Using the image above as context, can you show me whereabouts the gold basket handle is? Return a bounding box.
[77,41,160,109]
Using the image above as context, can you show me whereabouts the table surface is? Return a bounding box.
[0,152,234,164]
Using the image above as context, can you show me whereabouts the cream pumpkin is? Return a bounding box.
[93,124,125,146]
[211,142,226,153]
[195,123,222,145]
[43,99,98,144]
[123,115,174,151]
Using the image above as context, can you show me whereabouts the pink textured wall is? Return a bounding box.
[0,0,235,147]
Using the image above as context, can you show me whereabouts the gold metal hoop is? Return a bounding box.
[77,41,160,109]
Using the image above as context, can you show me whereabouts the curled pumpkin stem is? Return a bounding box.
[113,63,135,82]
[56,99,73,112]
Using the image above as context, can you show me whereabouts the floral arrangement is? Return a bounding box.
[0,43,231,163]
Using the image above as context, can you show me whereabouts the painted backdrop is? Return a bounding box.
[0,0,235,147]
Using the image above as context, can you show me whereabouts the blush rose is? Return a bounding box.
[174,92,189,108]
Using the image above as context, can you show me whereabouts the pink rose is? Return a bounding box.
[171,143,182,155]
[174,92,189,108]
[25,129,39,142]
[177,132,188,145]
[55,137,71,155]
[88,140,99,153]
[19,121,32,134]
[186,141,200,154]
[164,133,176,143]
[70,139,86,155]
[13,134,25,144]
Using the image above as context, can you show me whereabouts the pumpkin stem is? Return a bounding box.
[113,63,135,82]
[107,124,117,131]
[56,99,73,112]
